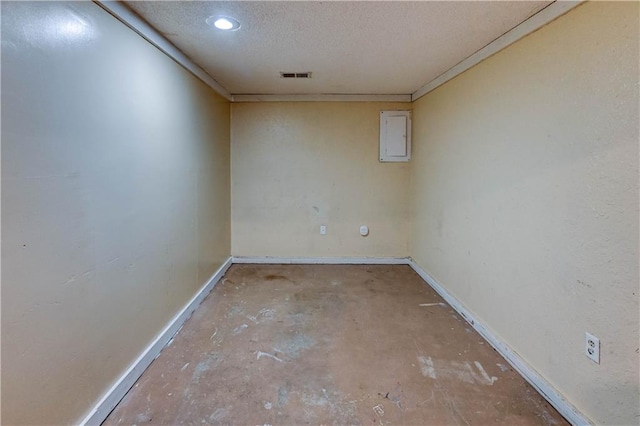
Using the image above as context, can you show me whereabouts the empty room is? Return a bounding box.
[1,1,638,425]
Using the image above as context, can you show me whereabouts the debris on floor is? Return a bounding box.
[104,264,567,425]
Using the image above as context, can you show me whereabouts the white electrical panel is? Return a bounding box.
[380,110,411,162]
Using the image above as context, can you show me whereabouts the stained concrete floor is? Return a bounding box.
[104,264,567,425]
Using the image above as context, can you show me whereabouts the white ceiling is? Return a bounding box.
[124,1,552,96]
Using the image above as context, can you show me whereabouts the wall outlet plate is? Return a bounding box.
[320,225,327,235]
[585,332,600,364]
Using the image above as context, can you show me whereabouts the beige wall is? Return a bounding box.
[410,2,639,424]
[2,1,637,424]
[1,2,230,424]
[231,102,410,258]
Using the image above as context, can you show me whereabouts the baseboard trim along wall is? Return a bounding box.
[232,256,409,265]
[79,256,233,426]
[79,255,589,425]
[405,258,591,426]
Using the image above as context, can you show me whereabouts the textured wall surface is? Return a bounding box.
[410,2,639,424]
[2,1,638,424]
[1,2,230,424]
[231,102,410,258]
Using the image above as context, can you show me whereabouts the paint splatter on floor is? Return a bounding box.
[104,264,567,425]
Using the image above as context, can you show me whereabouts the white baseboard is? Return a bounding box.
[231,256,409,265]
[79,256,233,426]
[406,258,591,426]
[79,255,588,425]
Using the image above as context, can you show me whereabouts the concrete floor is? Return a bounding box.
[104,264,567,425]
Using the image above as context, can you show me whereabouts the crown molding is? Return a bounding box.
[412,1,584,102]
[231,94,412,103]
[94,1,232,101]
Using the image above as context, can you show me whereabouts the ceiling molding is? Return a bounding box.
[411,0,584,102]
[231,94,412,103]
[96,0,580,104]
[94,1,233,101]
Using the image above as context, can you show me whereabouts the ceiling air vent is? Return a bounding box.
[280,72,312,79]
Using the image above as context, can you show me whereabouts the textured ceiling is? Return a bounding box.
[124,1,552,95]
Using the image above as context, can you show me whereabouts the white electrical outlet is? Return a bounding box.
[320,225,327,235]
[585,332,600,364]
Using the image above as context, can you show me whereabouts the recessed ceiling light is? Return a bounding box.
[206,15,240,31]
